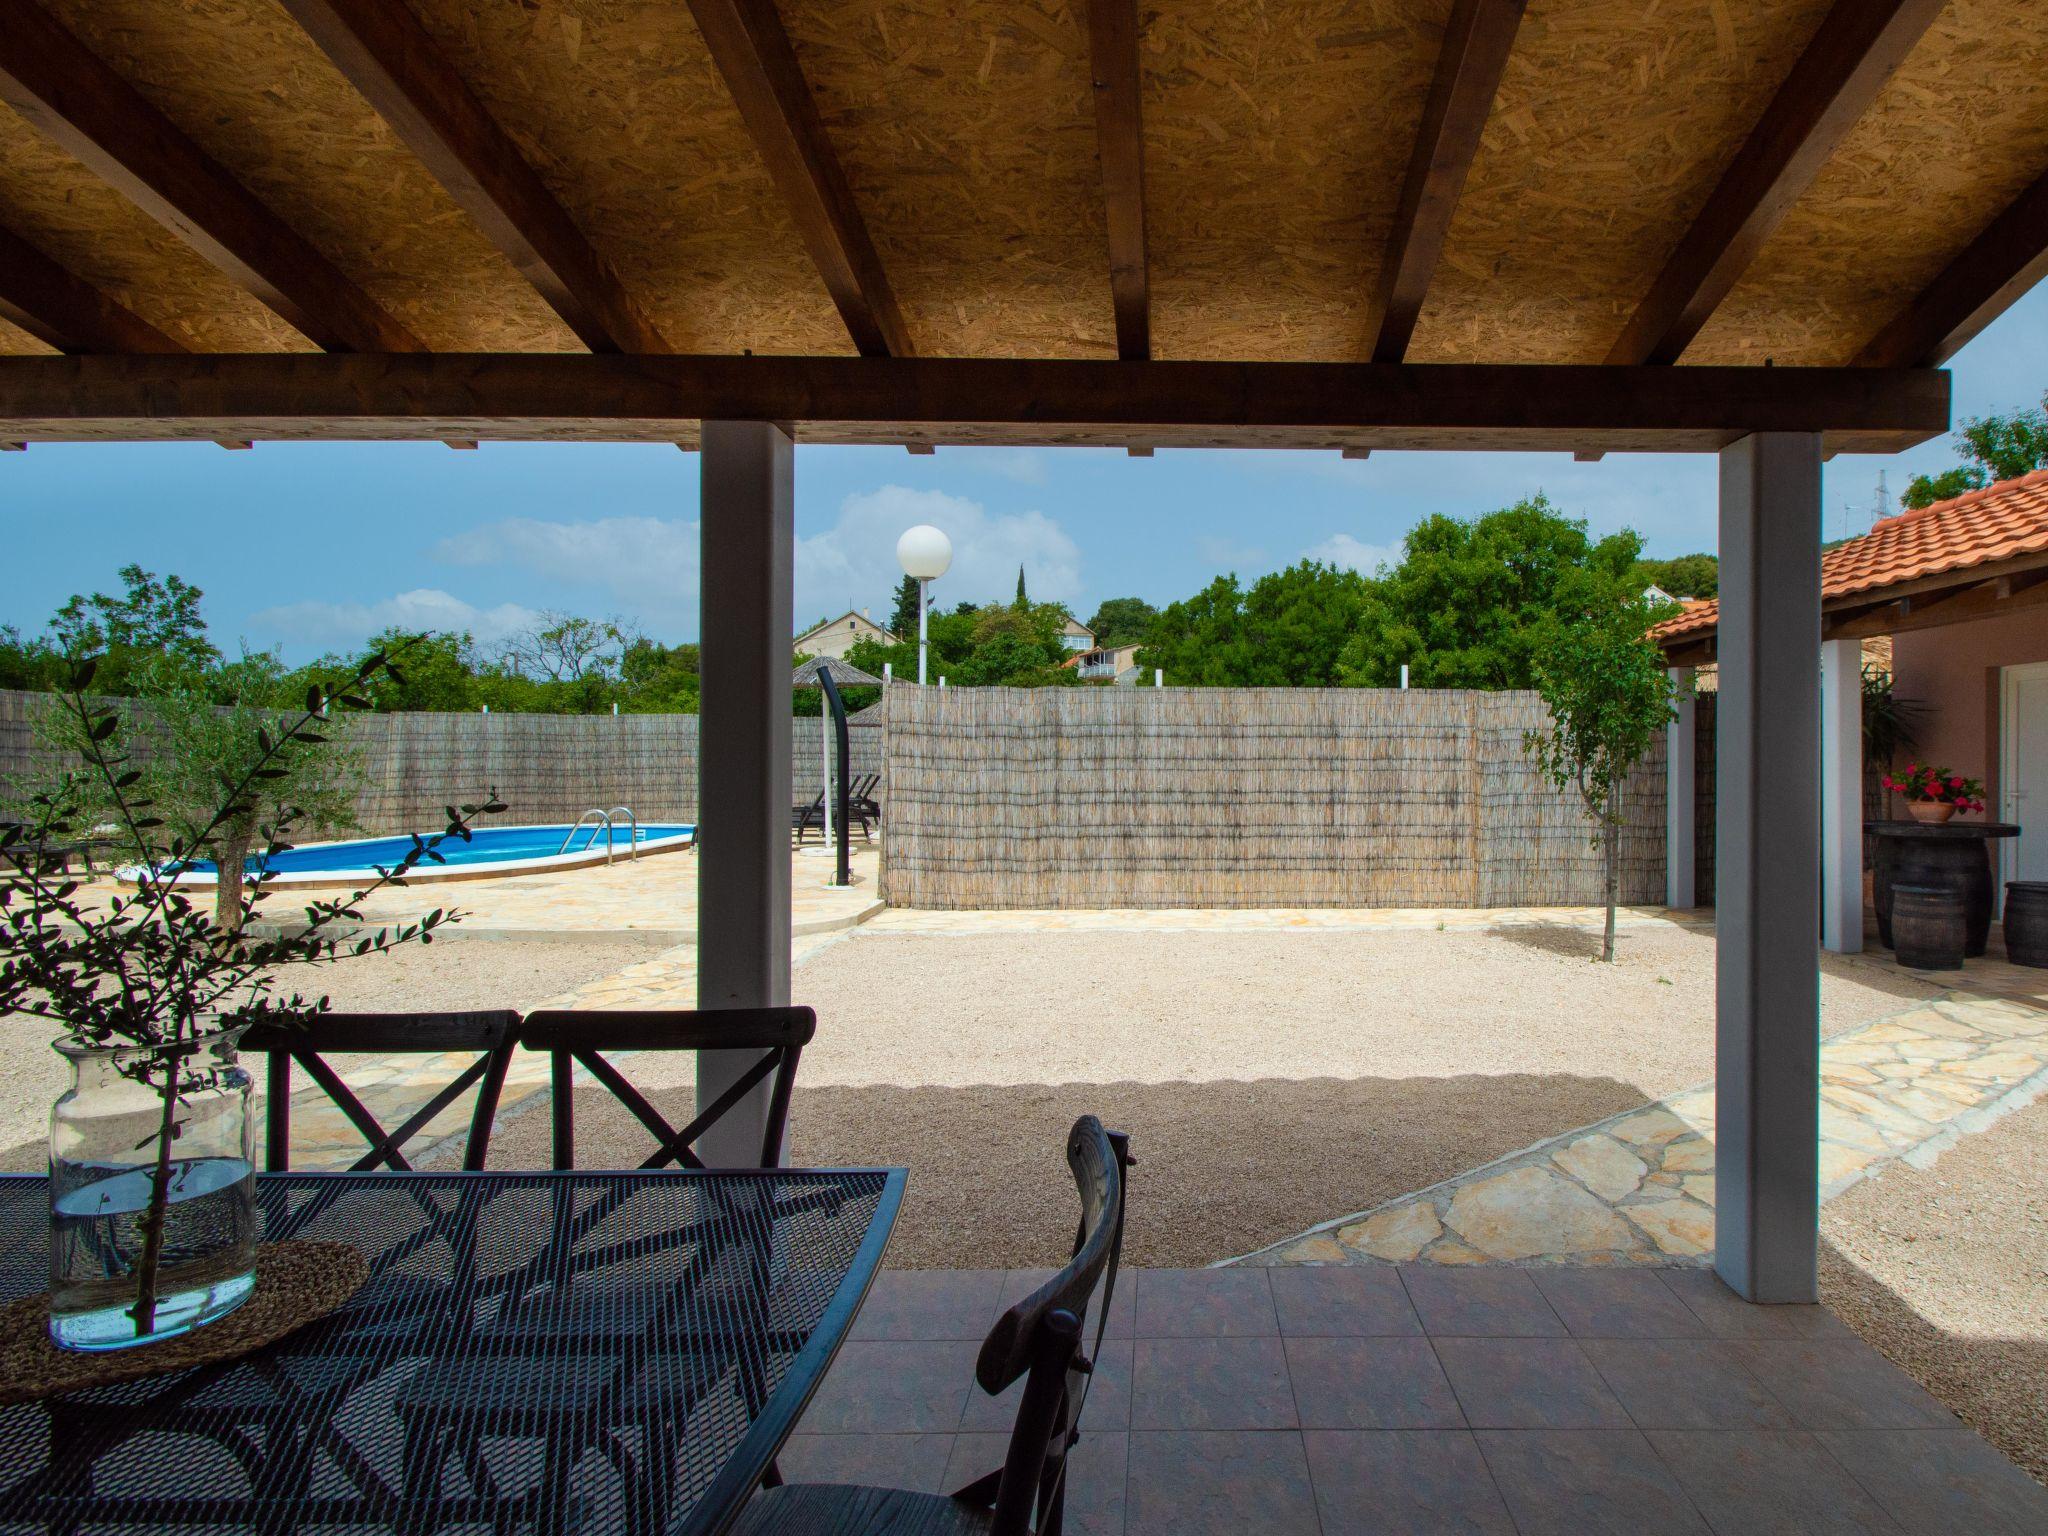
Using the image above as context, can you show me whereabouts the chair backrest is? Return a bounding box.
[242,1010,522,1172]
[959,1116,1129,1536]
[518,1007,815,1170]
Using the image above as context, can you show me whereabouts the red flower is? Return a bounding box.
[1949,776,1964,789]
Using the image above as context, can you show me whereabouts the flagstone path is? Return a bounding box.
[1237,970,2048,1270]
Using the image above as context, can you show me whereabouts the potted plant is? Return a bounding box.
[0,649,501,1353]
[1880,762,1987,825]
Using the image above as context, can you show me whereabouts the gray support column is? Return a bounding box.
[1666,666,1697,910]
[696,420,794,1166]
[1820,636,1865,954]
[1715,432,1822,1303]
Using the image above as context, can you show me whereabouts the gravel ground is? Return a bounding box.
[0,935,673,1170]
[1821,1093,2048,1488]
[478,922,1937,1266]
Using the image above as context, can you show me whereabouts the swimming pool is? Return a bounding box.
[150,822,697,888]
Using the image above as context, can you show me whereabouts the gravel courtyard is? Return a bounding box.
[475,918,1939,1266]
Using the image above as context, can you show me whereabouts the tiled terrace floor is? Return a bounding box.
[781,1265,2048,1535]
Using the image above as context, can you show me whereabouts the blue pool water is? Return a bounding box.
[174,823,695,877]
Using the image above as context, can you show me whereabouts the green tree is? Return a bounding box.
[1521,599,1678,961]
[1630,553,1718,600]
[47,566,219,694]
[889,574,922,638]
[0,624,61,691]
[1338,495,1641,689]
[1901,394,2048,508]
[620,638,700,713]
[1086,596,1159,647]
[1015,565,1029,607]
[1139,562,1371,685]
[34,652,364,930]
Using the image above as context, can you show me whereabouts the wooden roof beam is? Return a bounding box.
[278,0,671,356]
[0,220,187,355]
[1085,0,1149,360]
[686,0,910,357]
[0,355,1951,453]
[0,0,423,354]
[0,221,256,450]
[1365,0,1526,363]
[1855,166,2048,367]
[1604,0,1944,366]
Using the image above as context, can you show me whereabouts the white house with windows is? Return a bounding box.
[795,609,896,660]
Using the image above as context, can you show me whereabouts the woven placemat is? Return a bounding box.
[0,1240,369,1403]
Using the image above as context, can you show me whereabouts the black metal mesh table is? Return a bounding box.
[0,1168,903,1536]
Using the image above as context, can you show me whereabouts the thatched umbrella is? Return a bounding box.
[790,655,882,689]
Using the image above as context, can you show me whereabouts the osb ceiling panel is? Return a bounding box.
[0,108,300,352]
[1690,0,2048,365]
[408,0,852,355]
[0,316,58,357]
[781,0,1112,359]
[1142,0,1444,362]
[1407,0,1836,364]
[34,0,577,352]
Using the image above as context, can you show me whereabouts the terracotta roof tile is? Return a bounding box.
[1650,468,2048,645]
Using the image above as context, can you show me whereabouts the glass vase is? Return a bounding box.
[48,1023,257,1352]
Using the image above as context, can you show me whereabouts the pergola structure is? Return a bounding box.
[3,0,2046,1305]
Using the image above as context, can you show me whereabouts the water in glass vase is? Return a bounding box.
[50,1156,256,1351]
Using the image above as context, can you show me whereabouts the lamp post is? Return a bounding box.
[895,524,953,685]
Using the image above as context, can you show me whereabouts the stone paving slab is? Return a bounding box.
[1237,981,2048,1269]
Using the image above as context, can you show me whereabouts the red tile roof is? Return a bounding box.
[1650,468,2048,646]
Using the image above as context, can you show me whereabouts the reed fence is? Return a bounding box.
[879,687,1667,909]
[0,690,882,834]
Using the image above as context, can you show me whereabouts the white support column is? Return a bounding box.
[1715,432,1822,1303]
[1821,636,1865,955]
[1666,666,1696,910]
[696,420,794,1166]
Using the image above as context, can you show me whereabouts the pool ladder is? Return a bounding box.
[557,806,638,863]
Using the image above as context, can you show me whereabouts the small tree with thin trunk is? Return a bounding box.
[1522,599,1679,962]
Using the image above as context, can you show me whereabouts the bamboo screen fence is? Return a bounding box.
[879,687,1668,910]
[0,691,883,834]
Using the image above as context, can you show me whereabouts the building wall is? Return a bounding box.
[797,614,892,660]
[1890,608,2048,810]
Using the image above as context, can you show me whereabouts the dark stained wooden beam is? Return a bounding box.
[1085,0,1149,360]
[1855,167,2048,367]
[1825,573,2048,641]
[278,0,671,356]
[0,221,185,353]
[1341,447,1371,460]
[685,0,910,357]
[0,0,423,353]
[0,441,23,451]
[1126,444,1153,457]
[1365,0,1525,363]
[0,354,1950,453]
[1574,450,1604,462]
[1605,0,1945,365]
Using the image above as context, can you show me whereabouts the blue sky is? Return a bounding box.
[3,281,2044,662]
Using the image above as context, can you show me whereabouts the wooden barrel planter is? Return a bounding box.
[2008,883,2048,969]
[1892,884,1966,970]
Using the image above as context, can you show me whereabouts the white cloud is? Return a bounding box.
[1306,533,1402,575]
[434,515,701,626]
[247,589,541,651]
[795,486,1081,623]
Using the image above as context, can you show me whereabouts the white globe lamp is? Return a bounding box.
[896,525,953,683]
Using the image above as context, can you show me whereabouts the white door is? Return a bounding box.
[2002,661,2048,888]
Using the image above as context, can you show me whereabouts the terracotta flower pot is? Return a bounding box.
[1907,800,1956,825]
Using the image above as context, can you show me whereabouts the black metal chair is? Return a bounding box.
[520,1006,814,1170]
[242,1009,522,1172]
[735,1116,1131,1536]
